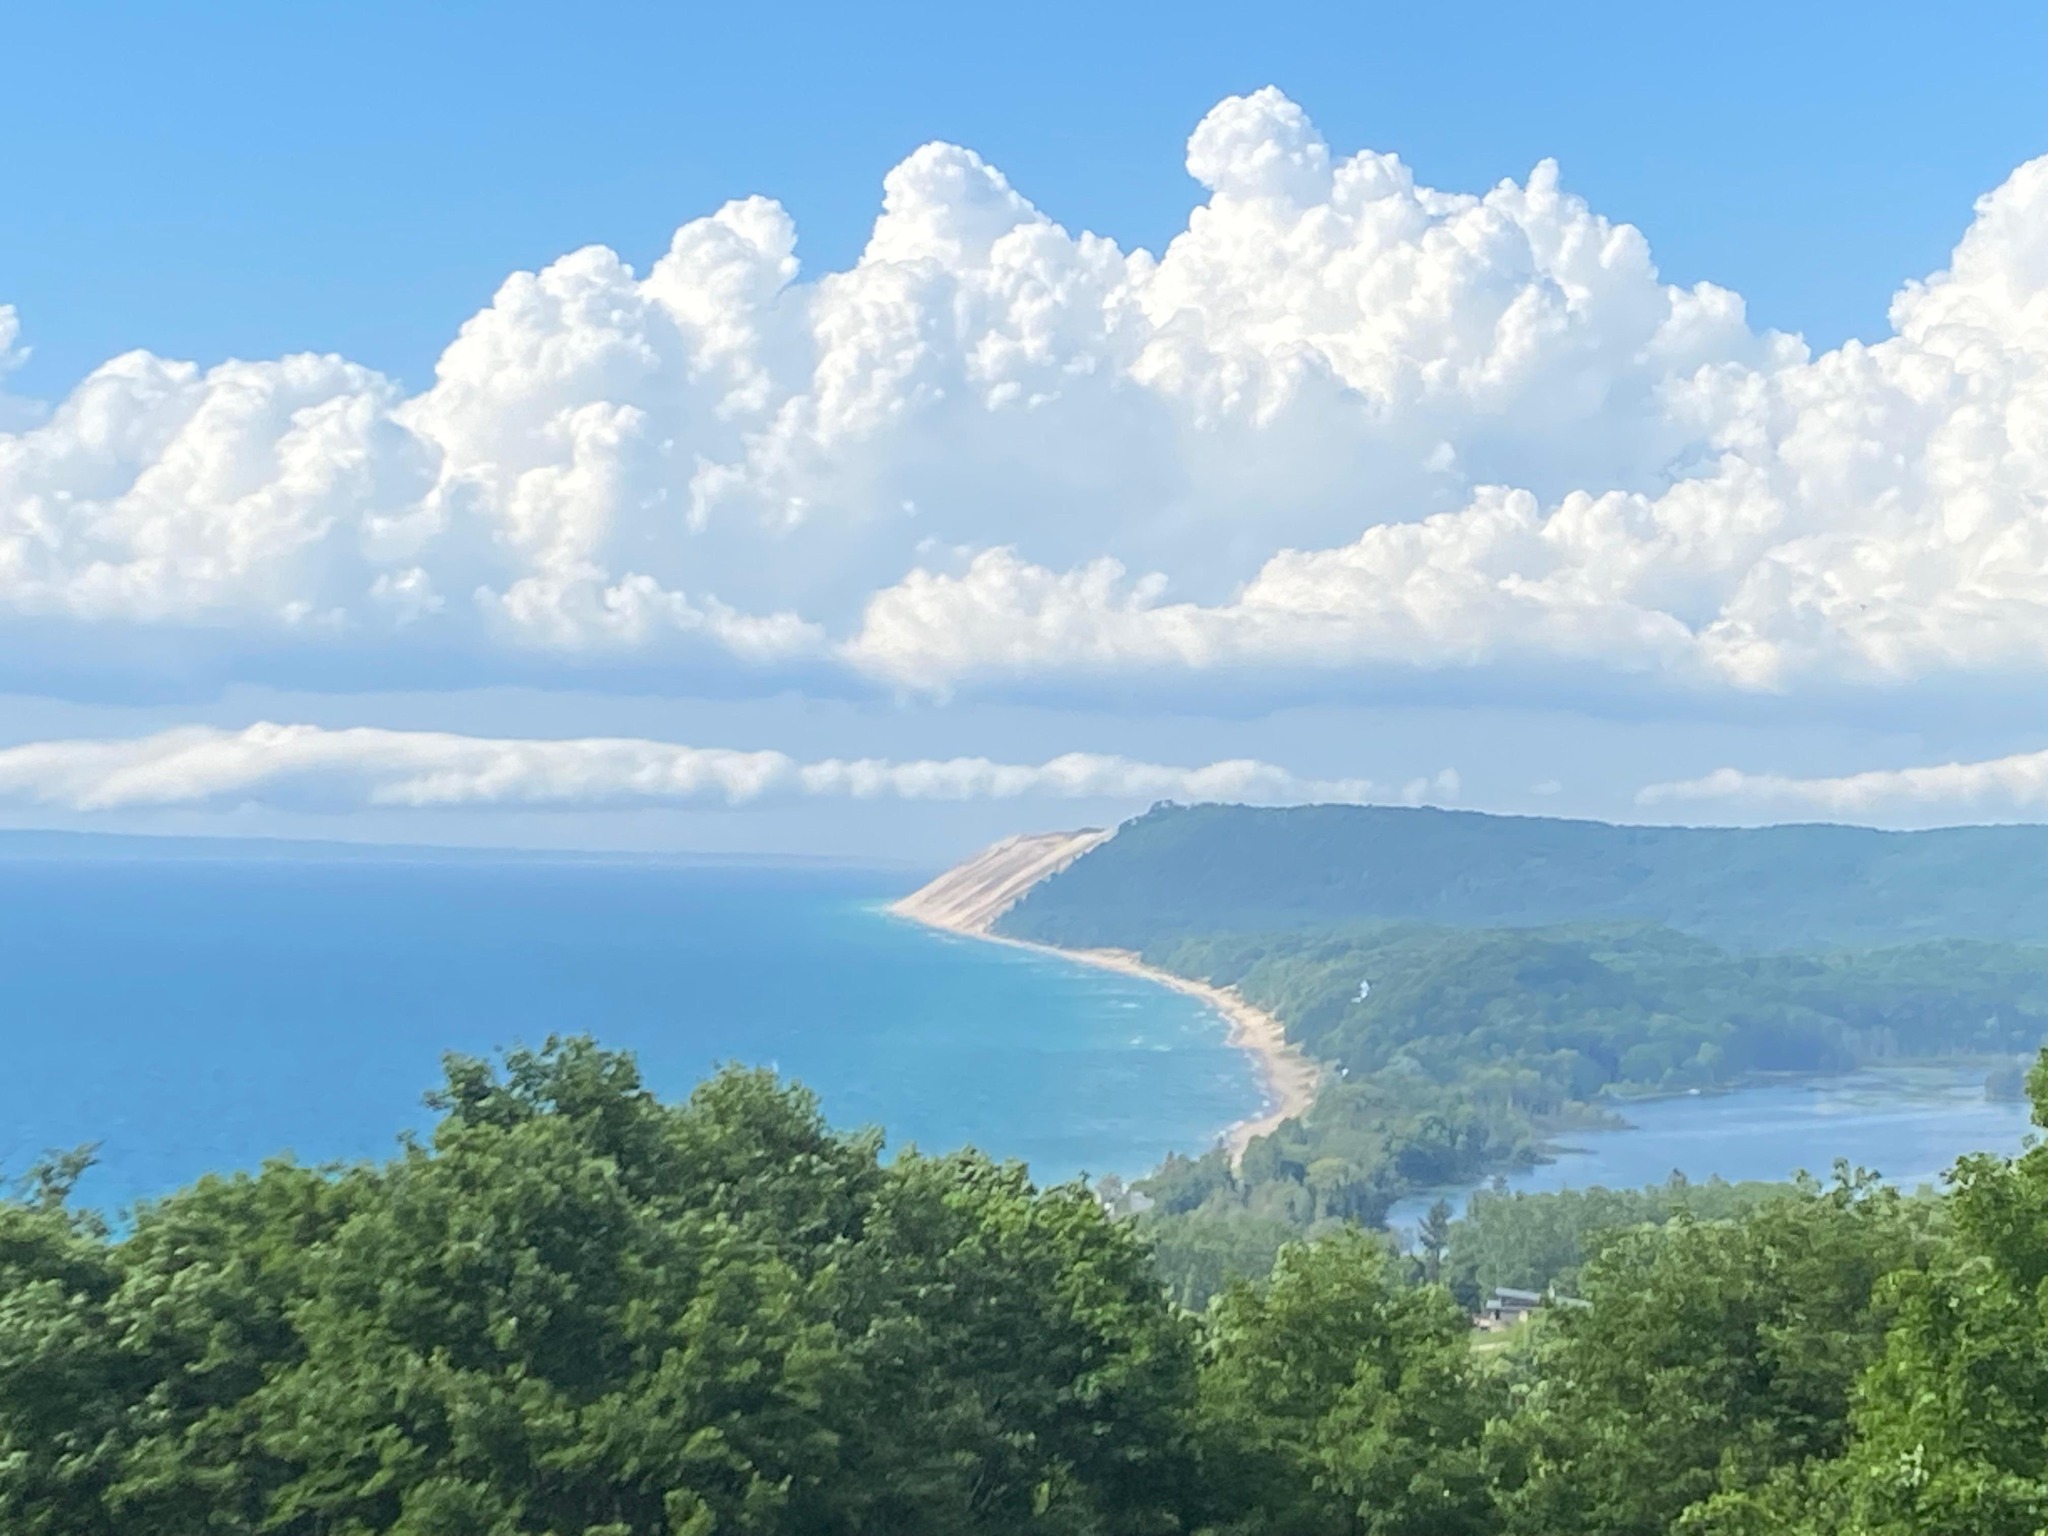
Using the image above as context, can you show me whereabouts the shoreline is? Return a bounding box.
[891,908,1321,1165]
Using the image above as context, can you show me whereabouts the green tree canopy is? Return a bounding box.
[1192,1230,1498,1536]
[0,1040,1198,1536]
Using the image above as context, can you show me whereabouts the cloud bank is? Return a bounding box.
[0,723,1393,813]
[1640,749,2048,817]
[5,88,2047,710]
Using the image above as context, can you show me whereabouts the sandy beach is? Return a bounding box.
[894,910,1320,1163]
[1037,941,1321,1162]
[889,828,1321,1162]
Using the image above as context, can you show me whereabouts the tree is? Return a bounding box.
[1487,1170,1937,1536]
[0,1194,126,1535]
[1139,1209,1297,1310]
[0,1040,1200,1536]
[1442,1178,1790,1305]
[1192,1230,1498,1536]
[1416,1199,1453,1284]
[1693,1055,2048,1536]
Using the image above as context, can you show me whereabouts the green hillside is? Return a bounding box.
[994,804,2048,1302]
[997,802,2048,952]
[1119,920,2048,1300]
[1154,923,2048,1091]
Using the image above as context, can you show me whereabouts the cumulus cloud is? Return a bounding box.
[1639,749,2048,817]
[0,722,1387,812]
[846,141,2048,697]
[4,89,2047,709]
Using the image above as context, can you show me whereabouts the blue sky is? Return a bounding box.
[1,0,2047,858]
[8,0,2043,394]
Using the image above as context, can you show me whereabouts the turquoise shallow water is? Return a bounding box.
[8,844,2036,1227]
[0,852,1262,1211]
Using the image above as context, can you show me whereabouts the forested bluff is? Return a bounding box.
[998,802,2048,1303]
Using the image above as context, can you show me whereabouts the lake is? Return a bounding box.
[0,849,1260,1211]
[4,842,2039,1226]
[1386,1067,2038,1234]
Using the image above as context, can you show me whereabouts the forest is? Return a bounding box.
[998,803,2048,954]
[997,804,2048,1299]
[1102,920,2048,1302]
[6,1037,2046,1535]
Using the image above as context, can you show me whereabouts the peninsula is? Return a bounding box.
[895,803,2048,1282]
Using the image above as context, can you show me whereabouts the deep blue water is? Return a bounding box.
[1387,1068,2039,1234]
[0,854,1261,1211]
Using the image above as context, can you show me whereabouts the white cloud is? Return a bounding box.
[1639,749,2048,816]
[0,306,41,433]
[1399,767,1461,806]
[0,722,1386,812]
[3,89,2047,712]
[845,142,2048,697]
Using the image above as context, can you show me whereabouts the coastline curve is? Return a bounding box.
[892,830,1320,1165]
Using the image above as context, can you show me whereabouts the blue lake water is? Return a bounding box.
[1387,1069,2039,1235]
[0,852,1261,1212]
[4,846,2039,1227]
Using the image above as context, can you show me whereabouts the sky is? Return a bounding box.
[2,0,2047,863]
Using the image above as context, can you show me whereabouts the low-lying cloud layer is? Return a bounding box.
[1640,748,2048,816]
[0,723,1394,813]
[4,88,2046,712]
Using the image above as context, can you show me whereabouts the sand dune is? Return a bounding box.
[892,827,1113,935]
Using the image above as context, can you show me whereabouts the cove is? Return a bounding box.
[1387,1067,2039,1233]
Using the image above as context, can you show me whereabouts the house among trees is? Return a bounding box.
[1476,1285,1588,1330]
[1477,1287,1542,1328]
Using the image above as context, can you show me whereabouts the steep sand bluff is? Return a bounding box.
[892,829,1320,1163]
[891,827,1114,935]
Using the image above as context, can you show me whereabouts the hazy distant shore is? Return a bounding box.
[890,905,1320,1164]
